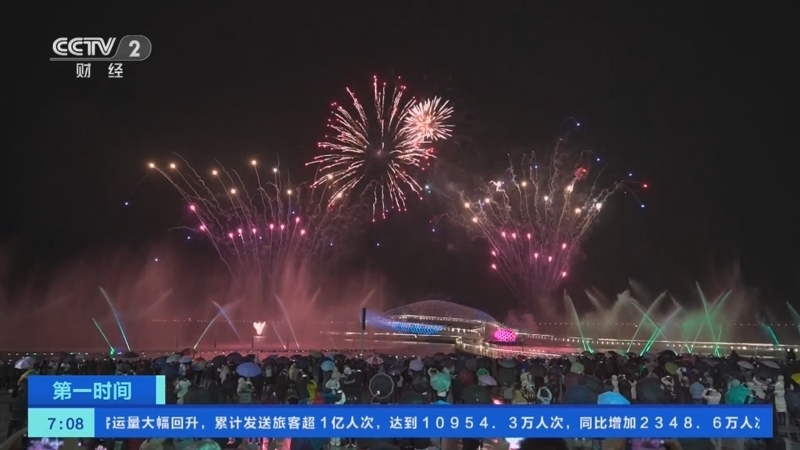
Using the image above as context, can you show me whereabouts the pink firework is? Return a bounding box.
[450,146,643,308]
[493,328,517,342]
[147,156,363,278]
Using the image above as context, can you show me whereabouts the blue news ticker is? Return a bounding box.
[27,405,772,439]
[28,376,166,407]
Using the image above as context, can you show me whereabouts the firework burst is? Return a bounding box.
[448,146,644,308]
[148,156,361,281]
[308,76,453,220]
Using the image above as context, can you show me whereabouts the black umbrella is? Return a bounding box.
[433,352,447,361]
[245,354,256,362]
[461,385,492,404]
[211,355,227,366]
[294,357,310,371]
[276,356,290,364]
[636,378,666,404]
[563,385,594,404]
[369,373,394,400]
[621,362,638,377]
[119,351,140,360]
[754,366,777,380]
[399,391,426,404]
[183,386,210,404]
[581,375,605,398]
[389,364,404,376]
[529,364,547,378]
[465,358,477,371]
[411,374,428,393]
[496,368,516,385]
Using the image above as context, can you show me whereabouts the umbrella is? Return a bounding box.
[389,364,404,376]
[478,374,496,386]
[581,376,605,397]
[309,351,322,358]
[430,372,451,394]
[529,364,547,378]
[191,359,207,371]
[411,374,428,393]
[14,357,35,370]
[738,361,754,370]
[399,391,426,404]
[598,391,630,405]
[409,359,424,371]
[496,368,516,385]
[726,385,752,405]
[458,368,475,386]
[659,349,676,358]
[276,356,290,364]
[236,362,262,378]
[18,369,37,384]
[166,354,181,364]
[227,352,243,361]
[179,355,193,364]
[762,360,780,369]
[245,354,257,362]
[636,378,665,404]
[665,362,679,374]
[161,364,179,378]
[461,385,492,404]
[366,355,384,365]
[499,358,516,369]
[754,366,777,380]
[369,373,394,399]
[563,385,594,404]
[433,352,447,361]
[181,348,197,356]
[211,355,228,366]
[153,355,168,369]
[321,360,335,371]
[294,357,310,370]
[118,352,139,359]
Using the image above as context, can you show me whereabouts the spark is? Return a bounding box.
[148,155,365,281]
[307,76,453,220]
[405,97,454,142]
[448,144,644,309]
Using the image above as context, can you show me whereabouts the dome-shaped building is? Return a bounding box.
[364,300,497,336]
[384,300,497,324]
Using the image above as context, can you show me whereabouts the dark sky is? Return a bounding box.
[7,3,797,315]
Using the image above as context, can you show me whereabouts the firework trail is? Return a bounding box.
[308,76,453,220]
[148,156,361,284]
[447,145,644,308]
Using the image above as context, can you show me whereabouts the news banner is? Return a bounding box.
[28,376,771,439]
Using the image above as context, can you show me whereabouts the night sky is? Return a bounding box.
[7,3,796,316]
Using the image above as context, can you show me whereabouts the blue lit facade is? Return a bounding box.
[365,311,446,335]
